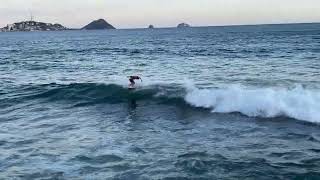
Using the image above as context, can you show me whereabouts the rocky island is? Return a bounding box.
[177,23,191,28]
[148,25,155,29]
[0,21,67,32]
[82,19,115,30]
[0,18,115,32]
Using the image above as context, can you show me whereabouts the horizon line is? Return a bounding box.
[117,21,320,30]
[1,20,320,31]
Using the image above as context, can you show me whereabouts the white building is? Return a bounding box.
[7,24,14,31]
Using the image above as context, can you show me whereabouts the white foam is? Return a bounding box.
[185,84,320,123]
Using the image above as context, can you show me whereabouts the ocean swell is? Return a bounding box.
[2,83,186,108]
[185,84,320,123]
[4,83,320,123]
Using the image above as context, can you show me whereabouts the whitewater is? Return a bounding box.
[185,84,320,123]
[108,76,320,123]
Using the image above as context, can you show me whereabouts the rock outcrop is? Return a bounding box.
[177,23,191,28]
[82,19,115,30]
[148,25,155,29]
[0,21,67,32]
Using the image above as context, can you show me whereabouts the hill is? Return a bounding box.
[82,19,115,30]
[0,21,67,32]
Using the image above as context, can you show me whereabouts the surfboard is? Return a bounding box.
[128,85,135,90]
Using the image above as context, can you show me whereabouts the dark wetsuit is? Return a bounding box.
[129,76,141,86]
[129,78,135,85]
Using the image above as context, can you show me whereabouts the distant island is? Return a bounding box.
[0,18,116,32]
[82,19,115,30]
[177,23,191,28]
[0,21,67,32]
[2,19,318,33]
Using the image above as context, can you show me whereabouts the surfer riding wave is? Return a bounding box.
[128,76,142,88]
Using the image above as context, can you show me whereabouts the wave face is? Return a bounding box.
[3,83,186,108]
[5,83,320,123]
[185,84,320,123]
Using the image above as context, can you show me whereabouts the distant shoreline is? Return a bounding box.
[1,22,319,33]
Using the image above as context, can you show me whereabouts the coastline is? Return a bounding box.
[1,22,320,33]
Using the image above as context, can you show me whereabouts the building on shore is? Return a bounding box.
[0,21,67,32]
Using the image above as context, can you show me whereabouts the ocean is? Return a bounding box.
[0,24,320,179]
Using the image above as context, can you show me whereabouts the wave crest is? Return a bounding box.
[185,84,320,123]
[6,83,320,123]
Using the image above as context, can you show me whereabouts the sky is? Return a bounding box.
[0,0,320,29]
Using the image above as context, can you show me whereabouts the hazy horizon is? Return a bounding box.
[1,0,320,29]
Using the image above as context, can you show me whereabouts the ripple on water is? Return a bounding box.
[174,152,294,179]
[309,149,320,153]
[175,152,225,175]
[0,140,8,146]
[72,154,123,165]
[129,146,147,154]
[18,170,64,180]
[14,139,38,146]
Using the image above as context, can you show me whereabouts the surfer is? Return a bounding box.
[128,76,142,88]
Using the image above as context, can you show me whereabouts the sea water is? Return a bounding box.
[0,24,320,179]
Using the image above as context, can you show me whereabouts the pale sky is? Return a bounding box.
[0,0,320,29]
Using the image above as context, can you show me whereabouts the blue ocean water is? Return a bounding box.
[0,24,320,179]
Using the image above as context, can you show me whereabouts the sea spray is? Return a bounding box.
[185,84,320,123]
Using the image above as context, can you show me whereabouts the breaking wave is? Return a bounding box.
[4,83,320,123]
[185,84,320,123]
